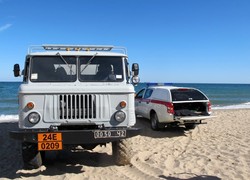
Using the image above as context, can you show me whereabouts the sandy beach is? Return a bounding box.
[0,109,250,180]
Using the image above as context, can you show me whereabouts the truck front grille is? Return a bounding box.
[59,94,96,119]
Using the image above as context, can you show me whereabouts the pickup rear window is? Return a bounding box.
[171,89,207,101]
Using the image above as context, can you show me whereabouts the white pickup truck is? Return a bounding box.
[135,85,214,130]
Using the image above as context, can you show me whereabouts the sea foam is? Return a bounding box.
[0,115,18,123]
[213,102,250,110]
[1,102,250,122]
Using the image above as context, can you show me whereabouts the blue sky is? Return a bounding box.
[0,0,249,83]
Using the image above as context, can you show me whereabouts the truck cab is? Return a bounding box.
[11,45,140,168]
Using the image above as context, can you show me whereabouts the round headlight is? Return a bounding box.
[28,112,40,124]
[132,76,140,84]
[114,111,126,122]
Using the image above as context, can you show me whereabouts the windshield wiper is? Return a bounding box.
[81,52,98,73]
[56,52,74,75]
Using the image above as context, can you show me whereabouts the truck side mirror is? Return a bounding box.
[132,63,140,84]
[13,64,20,77]
[132,63,139,76]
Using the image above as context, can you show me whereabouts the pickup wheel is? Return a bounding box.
[112,139,132,166]
[22,142,42,169]
[150,112,160,131]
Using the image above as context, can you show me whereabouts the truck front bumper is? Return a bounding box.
[9,127,140,144]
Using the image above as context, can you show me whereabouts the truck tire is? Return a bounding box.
[112,139,132,166]
[22,142,42,169]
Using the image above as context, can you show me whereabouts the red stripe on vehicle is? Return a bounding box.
[150,100,174,114]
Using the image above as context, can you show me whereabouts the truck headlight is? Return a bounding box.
[28,112,40,124]
[114,111,126,122]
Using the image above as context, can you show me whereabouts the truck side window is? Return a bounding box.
[125,58,130,83]
[23,58,30,82]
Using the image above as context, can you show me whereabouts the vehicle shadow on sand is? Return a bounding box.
[16,149,116,178]
[0,122,23,179]
[159,174,221,180]
[1,118,189,179]
[135,116,188,138]
[0,122,116,179]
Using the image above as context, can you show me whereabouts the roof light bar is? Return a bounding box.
[146,82,173,87]
[42,44,114,51]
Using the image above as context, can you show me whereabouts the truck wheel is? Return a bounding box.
[150,113,160,130]
[22,142,42,169]
[185,124,196,130]
[112,139,132,166]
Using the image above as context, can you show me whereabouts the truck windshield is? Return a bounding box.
[171,89,208,101]
[30,56,77,82]
[79,56,123,82]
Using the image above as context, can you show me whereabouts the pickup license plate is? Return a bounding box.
[94,130,126,139]
[38,133,63,151]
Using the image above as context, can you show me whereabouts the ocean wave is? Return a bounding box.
[1,102,250,122]
[0,114,18,123]
[212,102,250,110]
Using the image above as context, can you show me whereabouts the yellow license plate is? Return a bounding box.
[37,133,62,151]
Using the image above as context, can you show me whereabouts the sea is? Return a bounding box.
[1,82,250,122]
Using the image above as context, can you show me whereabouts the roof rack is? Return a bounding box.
[43,44,114,51]
[28,44,127,54]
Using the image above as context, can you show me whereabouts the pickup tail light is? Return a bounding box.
[207,101,211,113]
[166,102,174,115]
[151,100,175,115]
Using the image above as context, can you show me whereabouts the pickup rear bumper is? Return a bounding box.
[174,115,216,124]
[9,127,140,144]
[177,115,216,121]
